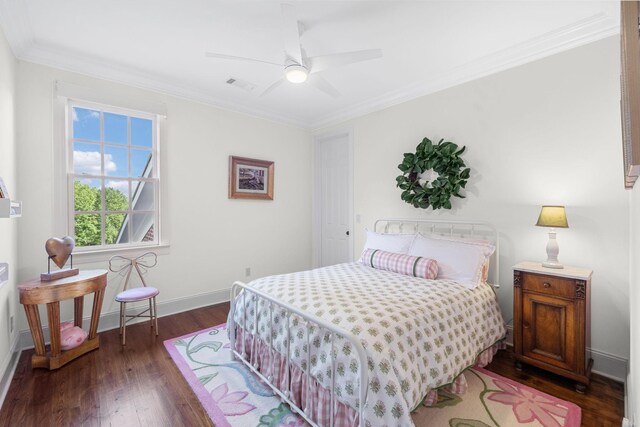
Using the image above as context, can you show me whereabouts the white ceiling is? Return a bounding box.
[0,1,619,128]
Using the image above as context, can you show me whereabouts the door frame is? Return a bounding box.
[312,126,355,268]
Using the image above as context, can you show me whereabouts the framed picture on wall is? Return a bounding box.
[228,156,274,200]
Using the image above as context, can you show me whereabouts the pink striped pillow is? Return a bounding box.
[360,248,438,279]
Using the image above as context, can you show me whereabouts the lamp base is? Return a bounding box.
[542,229,564,269]
[542,261,564,269]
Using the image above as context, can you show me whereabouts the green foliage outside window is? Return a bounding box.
[74,181,128,246]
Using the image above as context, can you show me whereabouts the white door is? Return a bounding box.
[315,131,352,267]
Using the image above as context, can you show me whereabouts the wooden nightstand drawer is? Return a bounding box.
[522,272,575,299]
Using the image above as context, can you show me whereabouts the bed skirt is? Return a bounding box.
[232,325,506,426]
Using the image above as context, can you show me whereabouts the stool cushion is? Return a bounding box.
[116,287,159,302]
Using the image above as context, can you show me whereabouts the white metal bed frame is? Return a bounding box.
[228,218,499,427]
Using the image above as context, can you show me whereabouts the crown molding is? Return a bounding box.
[0,2,619,131]
[310,11,620,130]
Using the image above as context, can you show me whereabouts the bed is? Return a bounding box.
[228,219,507,427]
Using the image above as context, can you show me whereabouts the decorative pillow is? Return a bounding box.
[481,259,490,283]
[359,231,416,262]
[360,248,438,279]
[408,234,495,289]
[60,325,88,351]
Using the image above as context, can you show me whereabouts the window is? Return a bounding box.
[67,101,160,250]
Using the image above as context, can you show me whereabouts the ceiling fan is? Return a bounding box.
[205,3,383,98]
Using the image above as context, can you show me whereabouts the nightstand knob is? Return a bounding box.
[543,282,552,288]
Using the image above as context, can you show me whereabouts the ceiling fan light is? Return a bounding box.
[285,65,308,83]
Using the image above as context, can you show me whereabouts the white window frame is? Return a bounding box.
[64,99,163,253]
[53,81,170,264]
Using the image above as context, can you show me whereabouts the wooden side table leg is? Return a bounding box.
[74,296,84,328]
[89,289,105,340]
[23,305,46,356]
[46,301,61,357]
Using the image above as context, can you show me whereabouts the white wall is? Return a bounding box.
[16,61,312,329]
[318,37,629,376]
[0,28,19,379]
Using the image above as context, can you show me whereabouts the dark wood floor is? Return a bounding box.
[0,303,624,426]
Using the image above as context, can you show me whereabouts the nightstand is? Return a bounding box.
[513,261,593,392]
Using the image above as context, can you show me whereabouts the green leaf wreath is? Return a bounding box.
[396,137,470,210]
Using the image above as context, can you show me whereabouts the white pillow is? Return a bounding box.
[360,230,416,256]
[425,234,494,282]
[408,234,495,289]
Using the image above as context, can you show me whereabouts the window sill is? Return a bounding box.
[72,243,171,265]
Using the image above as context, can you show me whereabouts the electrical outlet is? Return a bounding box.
[245,267,251,277]
[9,315,14,333]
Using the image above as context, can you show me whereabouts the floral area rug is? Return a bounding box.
[411,367,581,427]
[164,324,581,427]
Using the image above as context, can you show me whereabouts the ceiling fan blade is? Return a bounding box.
[308,48,383,74]
[307,74,340,98]
[260,78,286,97]
[281,3,303,64]
[205,52,283,67]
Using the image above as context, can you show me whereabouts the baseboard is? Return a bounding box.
[589,348,628,383]
[18,287,231,350]
[0,333,21,410]
[504,325,628,383]
[505,323,514,345]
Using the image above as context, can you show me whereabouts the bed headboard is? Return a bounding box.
[374,218,500,288]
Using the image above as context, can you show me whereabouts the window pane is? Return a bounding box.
[131,181,154,211]
[104,112,127,145]
[104,145,128,177]
[73,107,100,141]
[132,212,155,243]
[105,179,129,210]
[74,214,101,247]
[69,103,159,250]
[131,117,152,148]
[106,213,128,245]
[73,142,102,176]
[74,179,101,212]
[131,149,152,178]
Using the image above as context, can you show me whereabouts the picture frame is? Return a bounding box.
[228,156,274,200]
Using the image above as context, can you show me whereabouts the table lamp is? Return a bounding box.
[536,205,569,269]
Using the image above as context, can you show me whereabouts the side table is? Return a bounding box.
[19,269,107,369]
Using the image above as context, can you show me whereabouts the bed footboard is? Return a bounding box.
[229,281,369,427]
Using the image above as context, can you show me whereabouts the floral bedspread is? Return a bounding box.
[229,262,506,427]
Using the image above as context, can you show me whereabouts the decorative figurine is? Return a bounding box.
[41,236,80,281]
